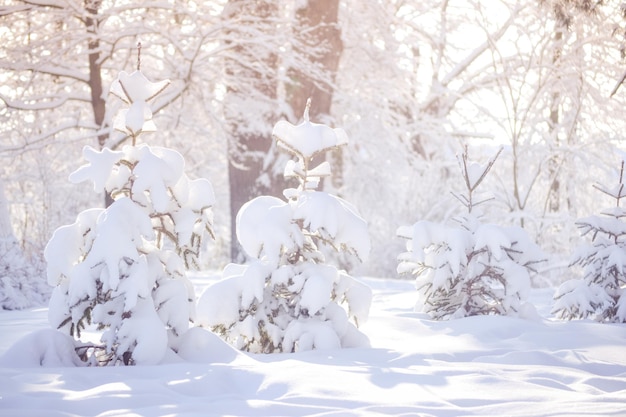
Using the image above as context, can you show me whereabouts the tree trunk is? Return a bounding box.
[287,0,344,190]
[547,28,563,213]
[84,0,112,207]
[0,178,16,243]
[223,0,279,262]
[223,0,344,261]
[288,0,342,121]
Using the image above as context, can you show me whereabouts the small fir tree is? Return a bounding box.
[45,66,215,365]
[197,100,372,353]
[397,146,545,320]
[553,160,626,322]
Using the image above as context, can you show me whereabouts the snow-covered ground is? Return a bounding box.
[1,276,625,417]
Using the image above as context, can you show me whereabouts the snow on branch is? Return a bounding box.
[109,70,170,143]
[273,99,348,167]
[592,160,626,205]
[452,145,502,214]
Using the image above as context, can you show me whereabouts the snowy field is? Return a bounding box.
[1,276,626,417]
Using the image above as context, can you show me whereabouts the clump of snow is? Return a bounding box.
[109,70,170,138]
[294,191,370,263]
[235,196,298,267]
[0,329,83,367]
[273,99,348,162]
[174,326,244,364]
[44,69,215,365]
[197,103,371,353]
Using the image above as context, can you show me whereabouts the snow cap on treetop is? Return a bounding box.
[110,70,170,106]
[110,70,170,137]
[272,99,348,161]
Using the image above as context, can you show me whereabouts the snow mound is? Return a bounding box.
[0,329,82,368]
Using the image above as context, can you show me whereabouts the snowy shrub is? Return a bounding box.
[197,100,372,353]
[45,69,215,365]
[0,237,47,310]
[397,147,545,320]
[553,160,626,322]
[0,180,49,310]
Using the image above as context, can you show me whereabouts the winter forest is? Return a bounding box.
[2,0,626,416]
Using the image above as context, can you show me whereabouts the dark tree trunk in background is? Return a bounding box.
[541,0,596,213]
[84,0,113,207]
[547,28,563,213]
[223,0,344,262]
[0,178,17,246]
[223,0,279,262]
[287,0,344,190]
[288,0,342,121]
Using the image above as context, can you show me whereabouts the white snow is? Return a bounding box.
[109,70,170,137]
[1,277,625,416]
[235,195,298,265]
[115,298,169,365]
[298,264,336,315]
[272,118,348,160]
[69,146,123,191]
[294,191,371,263]
[0,328,83,368]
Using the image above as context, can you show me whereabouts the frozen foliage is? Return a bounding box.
[553,161,626,322]
[397,220,544,319]
[0,237,47,310]
[197,101,372,353]
[45,69,215,365]
[398,147,545,319]
[0,180,48,310]
[109,69,170,140]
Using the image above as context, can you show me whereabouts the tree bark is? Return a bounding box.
[287,0,344,190]
[547,28,563,212]
[84,0,112,207]
[223,0,280,262]
[223,0,344,261]
[288,0,342,121]
[0,178,16,242]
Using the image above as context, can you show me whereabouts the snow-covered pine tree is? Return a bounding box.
[45,67,215,365]
[196,100,372,353]
[553,160,626,322]
[397,146,545,320]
